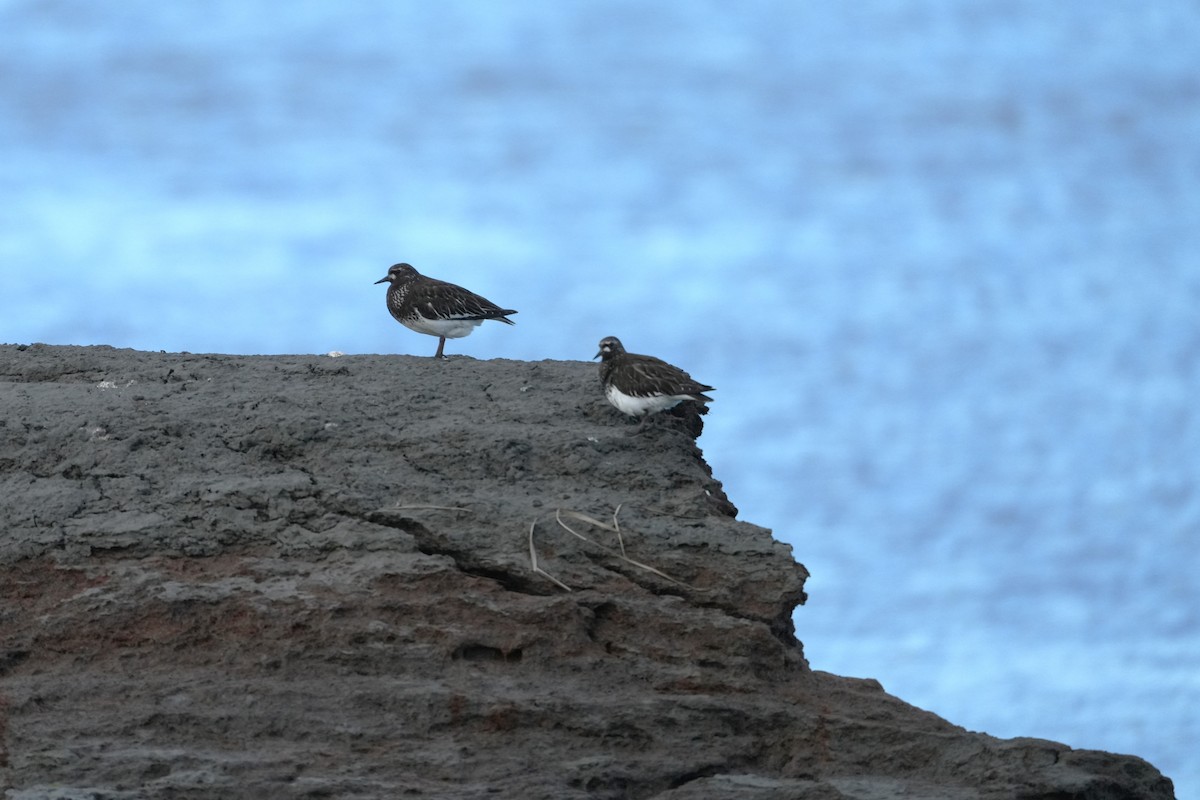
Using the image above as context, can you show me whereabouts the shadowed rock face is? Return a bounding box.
[0,345,1175,799]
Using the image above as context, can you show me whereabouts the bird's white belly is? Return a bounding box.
[605,385,682,417]
[404,315,483,339]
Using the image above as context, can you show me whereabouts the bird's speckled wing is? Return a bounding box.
[607,354,714,400]
[412,278,517,323]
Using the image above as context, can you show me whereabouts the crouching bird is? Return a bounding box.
[595,336,714,434]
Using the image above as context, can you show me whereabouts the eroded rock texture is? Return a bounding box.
[0,345,1175,799]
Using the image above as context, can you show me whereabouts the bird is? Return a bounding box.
[595,336,714,433]
[375,263,517,358]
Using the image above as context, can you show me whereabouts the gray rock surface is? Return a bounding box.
[0,344,1175,799]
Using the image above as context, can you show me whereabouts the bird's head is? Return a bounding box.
[595,336,625,360]
[375,263,419,285]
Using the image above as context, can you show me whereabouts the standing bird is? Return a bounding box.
[375,263,517,358]
[595,336,714,433]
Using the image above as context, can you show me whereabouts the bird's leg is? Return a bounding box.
[627,414,652,436]
[435,337,447,358]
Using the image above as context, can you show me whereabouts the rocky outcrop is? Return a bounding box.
[0,344,1175,799]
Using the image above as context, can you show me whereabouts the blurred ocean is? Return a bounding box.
[2,0,1198,794]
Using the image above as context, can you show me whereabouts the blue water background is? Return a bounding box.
[2,0,1198,793]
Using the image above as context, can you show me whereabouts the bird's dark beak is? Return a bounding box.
[594,350,602,360]
[374,276,389,284]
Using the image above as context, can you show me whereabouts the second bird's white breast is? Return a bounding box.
[605,384,682,417]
